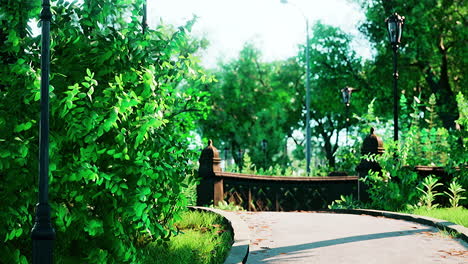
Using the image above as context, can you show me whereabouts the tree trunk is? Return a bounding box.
[436,48,458,129]
[322,133,336,169]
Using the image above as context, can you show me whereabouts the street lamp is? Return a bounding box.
[261,139,268,168]
[341,87,358,143]
[31,0,55,263]
[385,13,405,142]
[281,0,311,175]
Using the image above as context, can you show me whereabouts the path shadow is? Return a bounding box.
[248,228,435,263]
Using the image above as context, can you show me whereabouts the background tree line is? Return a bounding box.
[199,0,466,173]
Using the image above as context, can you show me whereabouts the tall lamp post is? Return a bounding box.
[385,13,405,142]
[31,0,55,263]
[281,0,311,175]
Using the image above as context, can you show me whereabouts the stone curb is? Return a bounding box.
[188,206,250,264]
[326,209,468,243]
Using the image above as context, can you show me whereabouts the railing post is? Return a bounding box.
[197,140,223,206]
[356,128,384,201]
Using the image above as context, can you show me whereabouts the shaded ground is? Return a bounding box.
[235,211,468,264]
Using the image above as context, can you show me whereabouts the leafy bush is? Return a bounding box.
[0,1,211,263]
[357,94,467,211]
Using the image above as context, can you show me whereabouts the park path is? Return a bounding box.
[233,211,468,264]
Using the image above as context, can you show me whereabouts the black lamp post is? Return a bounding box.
[386,13,405,142]
[261,139,268,168]
[31,0,55,263]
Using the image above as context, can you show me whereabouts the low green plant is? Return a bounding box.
[444,179,466,208]
[328,194,361,209]
[437,228,461,239]
[416,175,443,209]
[211,200,245,211]
[361,140,420,211]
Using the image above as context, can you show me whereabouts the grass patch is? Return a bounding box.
[143,210,232,264]
[404,207,468,227]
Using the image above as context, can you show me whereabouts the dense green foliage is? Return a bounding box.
[201,22,371,171]
[199,43,303,170]
[358,93,467,211]
[144,210,232,264]
[0,0,211,263]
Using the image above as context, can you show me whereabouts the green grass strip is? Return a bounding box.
[405,207,468,227]
[143,210,233,264]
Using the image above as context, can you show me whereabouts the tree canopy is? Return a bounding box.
[356,0,466,129]
[199,43,303,170]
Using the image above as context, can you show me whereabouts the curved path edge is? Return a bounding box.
[188,206,250,264]
[326,209,468,243]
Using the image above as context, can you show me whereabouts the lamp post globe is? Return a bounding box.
[341,87,351,106]
[386,13,405,48]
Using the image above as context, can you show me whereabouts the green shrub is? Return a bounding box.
[358,94,467,211]
[0,1,211,263]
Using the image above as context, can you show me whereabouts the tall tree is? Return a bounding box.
[199,43,303,170]
[357,0,466,129]
[302,22,367,168]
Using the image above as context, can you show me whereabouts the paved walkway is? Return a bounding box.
[234,211,468,264]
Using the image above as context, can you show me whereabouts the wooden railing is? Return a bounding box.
[196,141,359,211]
[196,129,466,210]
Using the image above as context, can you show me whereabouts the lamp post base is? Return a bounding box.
[31,203,55,264]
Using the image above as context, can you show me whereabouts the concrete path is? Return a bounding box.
[234,211,468,264]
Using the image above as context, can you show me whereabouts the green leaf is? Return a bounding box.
[84,219,104,236]
[134,203,146,217]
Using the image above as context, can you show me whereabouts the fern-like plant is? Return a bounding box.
[444,179,467,208]
[416,175,443,209]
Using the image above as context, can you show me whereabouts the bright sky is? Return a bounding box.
[148,0,372,68]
